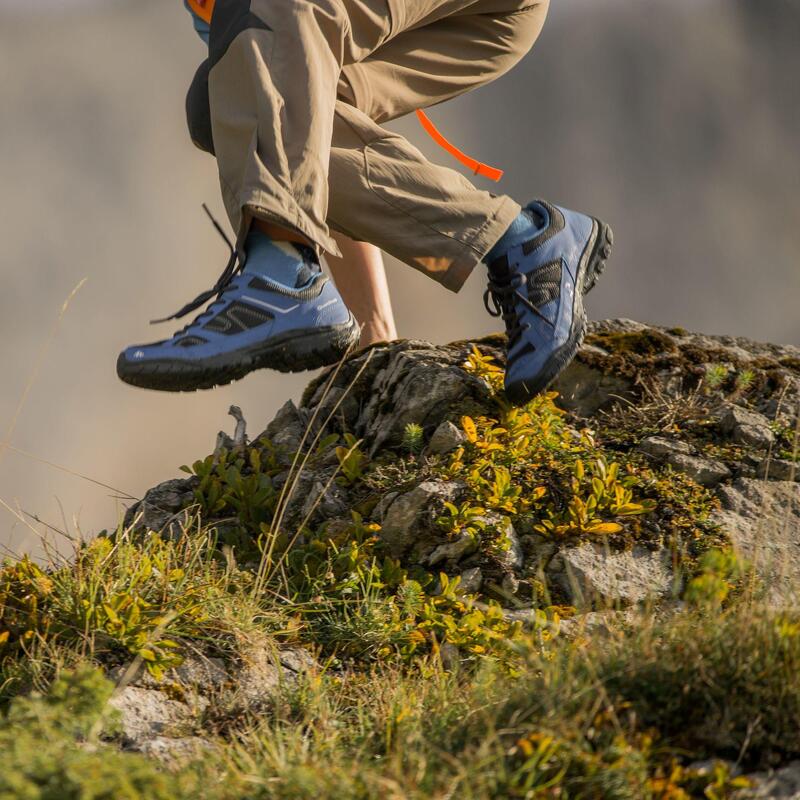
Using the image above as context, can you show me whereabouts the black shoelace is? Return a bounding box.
[484,267,553,348]
[151,204,241,325]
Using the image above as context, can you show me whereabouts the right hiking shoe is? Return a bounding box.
[484,199,613,406]
[117,245,359,393]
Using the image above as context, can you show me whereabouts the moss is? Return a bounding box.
[587,329,678,357]
[779,356,800,372]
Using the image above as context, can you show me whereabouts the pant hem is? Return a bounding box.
[234,190,342,258]
[439,196,521,292]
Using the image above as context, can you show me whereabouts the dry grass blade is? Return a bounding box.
[1,443,137,500]
[253,345,374,597]
[0,278,87,469]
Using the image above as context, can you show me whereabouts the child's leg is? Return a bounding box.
[327,235,397,347]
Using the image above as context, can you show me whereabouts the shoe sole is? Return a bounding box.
[505,218,613,406]
[117,314,361,392]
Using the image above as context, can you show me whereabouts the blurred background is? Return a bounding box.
[0,0,798,557]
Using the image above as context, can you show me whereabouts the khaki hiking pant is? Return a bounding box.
[187,0,549,291]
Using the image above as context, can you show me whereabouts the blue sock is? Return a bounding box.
[243,229,315,289]
[484,210,545,266]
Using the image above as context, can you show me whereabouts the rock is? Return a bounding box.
[235,654,288,707]
[372,491,399,521]
[362,363,473,455]
[230,642,317,708]
[138,736,214,764]
[756,458,799,482]
[501,573,520,596]
[108,655,229,692]
[171,655,229,689]
[736,761,800,799]
[377,480,463,558]
[552,361,634,417]
[638,437,731,486]
[427,532,478,566]
[713,478,800,605]
[427,420,467,455]
[719,405,775,450]
[459,567,483,594]
[259,399,307,452]
[124,478,196,537]
[551,544,673,607]
[667,452,731,487]
[476,514,523,572]
[278,647,317,674]
[300,339,500,455]
[638,436,692,459]
[500,528,524,572]
[500,607,544,627]
[438,642,461,671]
[520,534,559,573]
[109,687,196,747]
[300,478,349,523]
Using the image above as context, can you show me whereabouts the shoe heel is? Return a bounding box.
[583,221,614,295]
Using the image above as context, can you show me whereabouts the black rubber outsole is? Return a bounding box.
[117,314,361,393]
[505,218,614,406]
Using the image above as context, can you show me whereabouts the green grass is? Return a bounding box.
[0,491,786,800]
[6,585,800,798]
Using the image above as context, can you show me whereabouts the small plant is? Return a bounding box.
[685,548,749,608]
[536,457,655,538]
[704,363,729,391]
[335,433,369,485]
[436,501,487,536]
[401,422,425,455]
[734,368,756,393]
[183,442,282,535]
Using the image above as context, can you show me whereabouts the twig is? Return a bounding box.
[229,405,248,452]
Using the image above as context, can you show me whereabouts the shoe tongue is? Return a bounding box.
[525,205,546,230]
[292,243,322,287]
[294,261,319,288]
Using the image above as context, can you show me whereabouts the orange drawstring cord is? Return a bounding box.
[416,109,504,182]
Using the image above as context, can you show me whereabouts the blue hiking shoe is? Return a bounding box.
[484,200,613,406]
[117,224,359,392]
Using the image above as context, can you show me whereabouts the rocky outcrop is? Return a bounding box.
[126,320,799,605]
[121,320,799,757]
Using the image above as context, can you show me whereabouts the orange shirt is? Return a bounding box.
[186,0,214,24]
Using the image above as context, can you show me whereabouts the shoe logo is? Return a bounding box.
[316,299,337,312]
[241,295,300,315]
[134,350,145,359]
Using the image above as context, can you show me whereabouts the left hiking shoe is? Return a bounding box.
[485,200,613,406]
[117,248,359,392]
